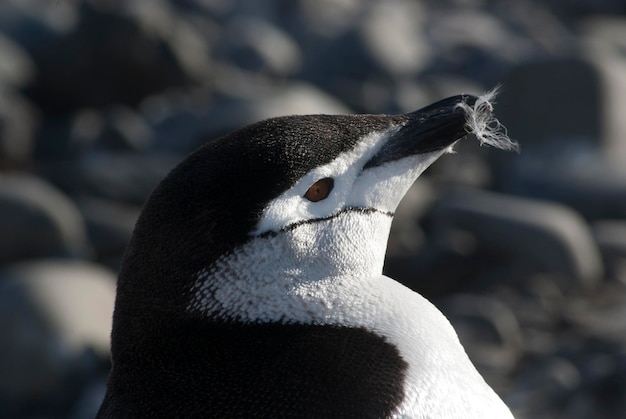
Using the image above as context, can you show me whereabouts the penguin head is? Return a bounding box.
[116,95,477,324]
[104,93,517,419]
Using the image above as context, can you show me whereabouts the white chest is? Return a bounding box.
[187,211,513,418]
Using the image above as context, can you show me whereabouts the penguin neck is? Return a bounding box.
[188,210,393,322]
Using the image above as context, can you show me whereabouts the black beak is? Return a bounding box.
[364,94,478,169]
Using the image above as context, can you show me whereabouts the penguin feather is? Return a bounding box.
[456,87,519,152]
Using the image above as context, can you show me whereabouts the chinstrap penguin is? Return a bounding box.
[98,92,517,418]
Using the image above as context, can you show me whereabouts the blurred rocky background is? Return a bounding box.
[1,0,626,418]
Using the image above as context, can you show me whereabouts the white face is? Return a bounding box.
[254,128,448,235]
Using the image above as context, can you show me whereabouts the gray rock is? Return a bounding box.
[76,196,140,268]
[384,234,483,299]
[359,1,430,78]
[423,138,495,188]
[562,289,626,342]
[544,0,626,17]
[423,7,526,84]
[0,0,73,51]
[0,175,88,264]
[0,260,115,419]
[40,151,182,205]
[508,357,582,417]
[33,113,86,161]
[96,106,155,152]
[151,82,351,151]
[0,33,34,88]
[497,54,626,152]
[580,23,626,156]
[514,275,567,331]
[0,91,37,169]
[386,180,435,258]
[217,16,301,77]
[391,79,432,114]
[297,1,428,113]
[580,15,626,53]
[498,58,600,143]
[503,143,626,220]
[21,0,209,112]
[36,106,154,161]
[285,0,365,40]
[592,220,626,283]
[171,0,235,18]
[429,188,604,286]
[489,0,576,55]
[126,0,213,83]
[141,89,216,153]
[213,81,351,127]
[439,294,523,386]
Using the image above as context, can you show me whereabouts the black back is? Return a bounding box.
[100,320,407,418]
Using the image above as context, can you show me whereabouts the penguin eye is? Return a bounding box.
[304,178,334,202]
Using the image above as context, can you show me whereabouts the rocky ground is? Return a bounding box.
[1,0,626,418]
